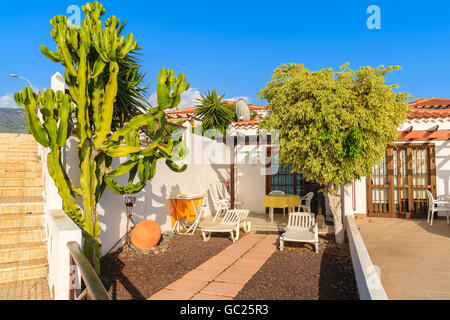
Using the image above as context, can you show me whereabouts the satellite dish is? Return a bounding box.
[236,99,251,122]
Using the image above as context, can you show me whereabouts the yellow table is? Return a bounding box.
[262,194,300,223]
[170,194,206,233]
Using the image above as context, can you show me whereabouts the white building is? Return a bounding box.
[48,71,450,255]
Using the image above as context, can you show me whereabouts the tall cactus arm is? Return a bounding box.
[40,45,60,62]
[105,144,141,157]
[94,61,119,149]
[47,149,84,227]
[14,88,50,148]
[109,159,138,177]
[76,44,90,145]
[53,16,78,77]
[91,78,104,130]
[104,175,146,195]
[109,110,162,142]
[40,91,59,149]
[56,94,73,148]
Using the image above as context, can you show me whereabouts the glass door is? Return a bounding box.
[368,145,436,218]
[369,152,390,216]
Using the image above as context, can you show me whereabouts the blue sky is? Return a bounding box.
[1,0,450,109]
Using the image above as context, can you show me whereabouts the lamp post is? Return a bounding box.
[10,74,34,91]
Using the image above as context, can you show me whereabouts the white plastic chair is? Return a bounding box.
[298,192,314,213]
[208,184,229,222]
[269,190,287,216]
[183,198,207,235]
[201,209,250,242]
[280,212,319,253]
[217,183,243,209]
[269,190,285,195]
[426,190,450,226]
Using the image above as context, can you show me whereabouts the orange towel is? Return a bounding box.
[171,198,203,227]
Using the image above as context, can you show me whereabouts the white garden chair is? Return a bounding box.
[425,190,450,226]
[183,199,207,235]
[217,183,243,209]
[200,209,250,242]
[280,212,319,253]
[269,190,287,216]
[298,192,314,213]
[208,183,229,222]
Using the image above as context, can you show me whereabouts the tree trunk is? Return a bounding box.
[327,183,345,245]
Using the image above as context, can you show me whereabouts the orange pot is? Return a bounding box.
[130,220,162,250]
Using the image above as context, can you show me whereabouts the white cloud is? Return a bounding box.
[0,94,20,109]
[148,88,252,109]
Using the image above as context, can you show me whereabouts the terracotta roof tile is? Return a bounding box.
[409,97,450,108]
[407,108,450,119]
[231,119,263,128]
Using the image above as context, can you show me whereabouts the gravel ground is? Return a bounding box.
[100,233,232,300]
[235,234,359,300]
[101,232,358,300]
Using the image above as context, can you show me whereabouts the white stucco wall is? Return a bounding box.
[64,122,232,255]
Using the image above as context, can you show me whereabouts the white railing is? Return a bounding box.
[344,214,388,300]
[67,241,111,300]
[46,209,82,300]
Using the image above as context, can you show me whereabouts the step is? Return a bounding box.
[0,198,44,215]
[0,162,41,173]
[0,133,35,139]
[0,213,45,229]
[0,139,36,145]
[0,187,43,198]
[0,227,46,246]
[0,259,48,283]
[0,178,43,187]
[0,171,41,179]
[0,146,38,152]
[0,242,47,264]
[0,155,38,162]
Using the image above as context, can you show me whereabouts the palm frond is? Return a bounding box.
[195,90,235,134]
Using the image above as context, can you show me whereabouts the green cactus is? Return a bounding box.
[14,1,188,274]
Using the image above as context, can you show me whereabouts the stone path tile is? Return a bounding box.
[200,282,244,297]
[183,269,224,282]
[148,232,277,300]
[215,270,254,284]
[149,289,194,300]
[167,279,208,293]
[191,293,232,300]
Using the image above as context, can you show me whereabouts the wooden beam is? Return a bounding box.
[230,137,236,210]
[404,125,413,133]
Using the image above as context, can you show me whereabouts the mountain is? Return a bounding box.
[0,108,28,134]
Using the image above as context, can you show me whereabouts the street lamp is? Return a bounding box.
[10,74,34,91]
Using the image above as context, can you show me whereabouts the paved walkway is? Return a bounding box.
[148,232,278,300]
[356,217,450,300]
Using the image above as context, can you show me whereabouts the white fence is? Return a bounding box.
[345,215,388,300]
[46,210,82,300]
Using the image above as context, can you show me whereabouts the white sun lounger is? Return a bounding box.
[280,212,319,253]
[201,209,250,242]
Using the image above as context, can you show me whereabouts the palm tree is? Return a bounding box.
[103,22,151,131]
[195,90,235,135]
